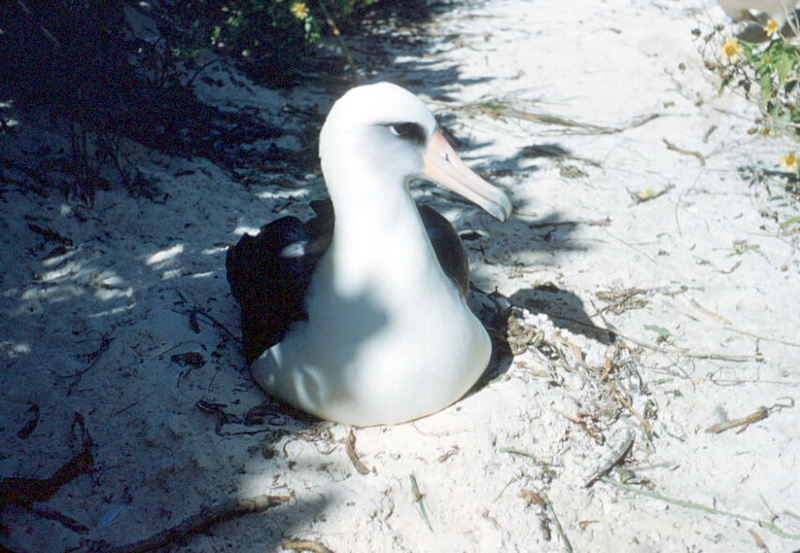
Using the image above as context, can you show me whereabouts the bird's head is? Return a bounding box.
[319,82,512,222]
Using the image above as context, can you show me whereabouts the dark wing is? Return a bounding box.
[225,199,468,364]
[418,204,470,298]
[225,202,333,364]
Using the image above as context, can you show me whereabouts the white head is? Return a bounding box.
[319,82,511,221]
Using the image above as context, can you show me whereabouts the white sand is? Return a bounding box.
[2,0,799,552]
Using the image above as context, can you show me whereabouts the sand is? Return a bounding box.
[2,0,799,552]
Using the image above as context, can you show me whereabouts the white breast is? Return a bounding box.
[251,204,491,426]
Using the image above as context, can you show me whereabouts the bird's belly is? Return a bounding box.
[251,297,491,426]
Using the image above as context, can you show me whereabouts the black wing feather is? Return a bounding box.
[417,204,470,297]
[225,212,331,364]
[226,199,468,363]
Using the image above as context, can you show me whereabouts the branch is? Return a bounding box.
[85,494,290,553]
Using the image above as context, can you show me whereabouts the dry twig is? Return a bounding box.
[595,288,648,315]
[445,99,660,135]
[663,138,706,166]
[346,429,370,475]
[0,448,93,507]
[591,314,763,363]
[611,387,655,440]
[551,409,606,445]
[29,505,89,534]
[85,494,290,553]
[749,528,769,551]
[0,445,93,535]
[282,539,336,553]
[706,399,794,434]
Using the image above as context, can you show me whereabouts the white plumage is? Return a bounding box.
[242,83,511,425]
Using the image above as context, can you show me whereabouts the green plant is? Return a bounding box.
[718,32,800,133]
[709,21,800,185]
[177,0,379,80]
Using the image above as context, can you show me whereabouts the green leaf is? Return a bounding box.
[644,324,672,338]
[760,70,774,103]
[774,52,794,84]
[780,215,800,229]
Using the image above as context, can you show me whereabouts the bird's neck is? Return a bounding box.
[321,163,442,298]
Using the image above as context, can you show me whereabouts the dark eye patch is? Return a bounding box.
[388,122,426,146]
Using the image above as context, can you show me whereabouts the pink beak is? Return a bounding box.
[422,130,512,221]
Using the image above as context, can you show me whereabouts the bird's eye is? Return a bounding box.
[389,122,426,145]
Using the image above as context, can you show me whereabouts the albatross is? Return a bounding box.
[226,82,511,426]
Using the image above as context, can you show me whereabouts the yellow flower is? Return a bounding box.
[722,36,742,63]
[764,19,779,38]
[290,2,309,20]
[781,152,797,172]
